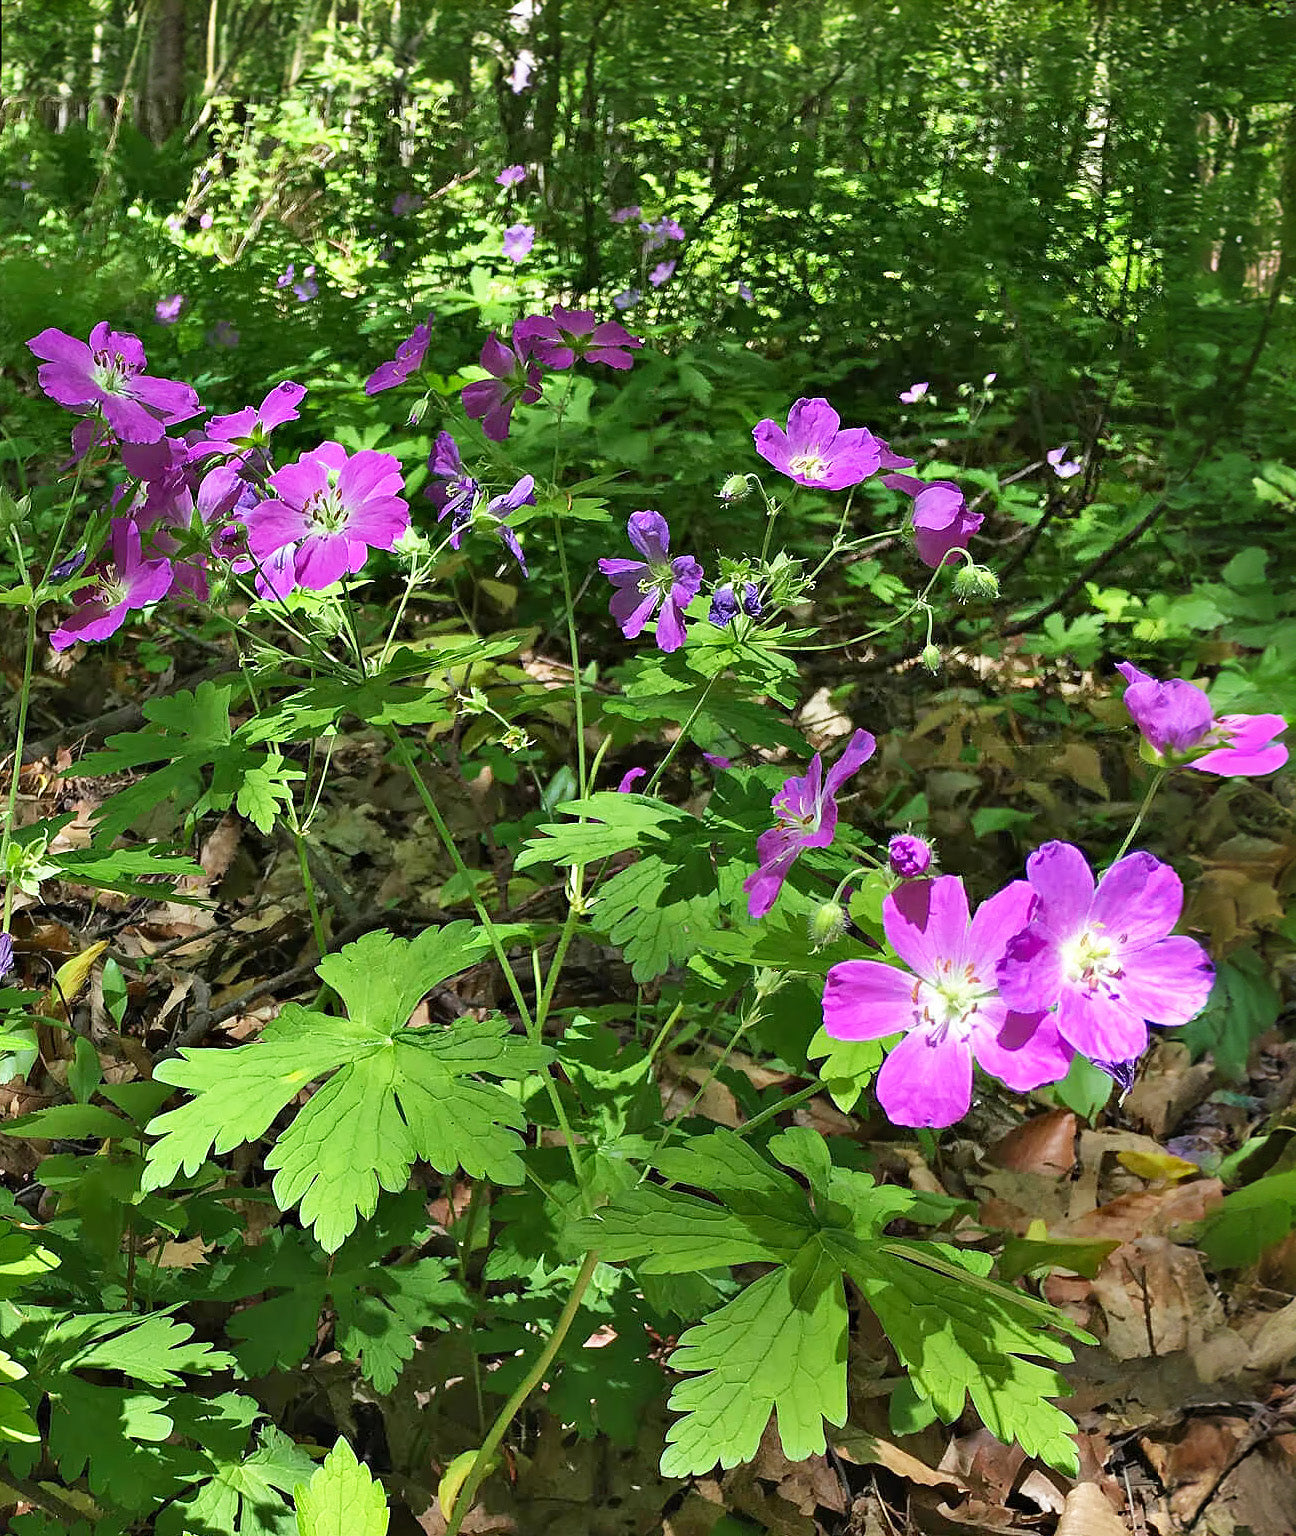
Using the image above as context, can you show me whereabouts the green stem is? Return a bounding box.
[1109,766,1167,864]
[734,1079,824,1139]
[642,676,718,796]
[1,608,37,931]
[445,1248,601,1536]
[293,828,328,959]
[552,513,588,797]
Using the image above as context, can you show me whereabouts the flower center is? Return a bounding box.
[306,488,348,532]
[98,576,128,607]
[92,349,141,396]
[788,451,829,480]
[1060,926,1122,994]
[928,959,988,1030]
[638,559,677,599]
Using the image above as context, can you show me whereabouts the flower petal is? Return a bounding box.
[1091,852,1182,949]
[876,1026,973,1128]
[1024,841,1095,938]
[822,961,919,1041]
[1117,936,1214,1026]
[1057,985,1148,1062]
[975,1005,1074,1091]
[882,876,971,981]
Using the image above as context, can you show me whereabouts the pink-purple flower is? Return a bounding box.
[50,519,174,651]
[640,215,685,253]
[1047,445,1083,479]
[823,876,1073,1128]
[496,165,526,187]
[754,398,913,492]
[736,281,754,303]
[1116,662,1287,777]
[997,842,1214,1065]
[899,381,929,404]
[502,223,535,263]
[424,432,480,519]
[612,288,641,311]
[189,381,307,459]
[440,474,534,575]
[617,767,648,793]
[598,510,703,655]
[364,314,433,395]
[243,441,409,592]
[743,729,876,920]
[611,206,641,224]
[648,260,676,288]
[708,582,762,628]
[888,833,933,879]
[881,474,984,567]
[506,49,536,92]
[461,330,544,442]
[28,323,201,445]
[513,305,642,370]
[155,294,184,325]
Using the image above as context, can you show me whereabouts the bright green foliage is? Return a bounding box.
[1200,1169,1296,1270]
[807,1024,885,1113]
[156,1424,317,1536]
[1176,948,1280,1082]
[577,1129,1088,1477]
[144,926,550,1250]
[294,1437,389,1536]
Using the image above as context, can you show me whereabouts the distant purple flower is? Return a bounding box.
[998,842,1214,1065]
[755,398,913,492]
[293,265,318,302]
[598,510,703,654]
[446,474,533,575]
[276,264,295,289]
[50,518,174,651]
[496,165,526,187]
[824,876,1073,1128]
[502,223,535,263]
[743,729,876,920]
[514,305,642,370]
[617,767,648,793]
[888,834,933,879]
[899,381,929,404]
[640,216,684,253]
[507,49,536,92]
[424,432,480,519]
[736,281,754,303]
[207,321,239,348]
[0,933,12,980]
[364,313,433,395]
[199,212,214,230]
[703,752,732,770]
[708,582,762,629]
[1116,662,1288,777]
[882,474,984,567]
[461,331,543,442]
[155,294,184,325]
[649,260,675,288]
[27,323,201,445]
[1047,445,1083,479]
[244,440,410,591]
[611,206,642,224]
[391,192,423,216]
[612,288,641,311]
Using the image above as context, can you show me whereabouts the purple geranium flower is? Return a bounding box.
[640,215,685,253]
[155,294,184,325]
[364,314,433,395]
[244,440,409,591]
[736,281,754,302]
[502,223,535,263]
[276,264,295,289]
[742,728,876,920]
[598,510,703,655]
[823,876,1073,1128]
[888,833,933,879]
[1116,662,1287,777]
[649,260,676,288]
[703,751,732,770]
[507,49,536,92]
[997,842,1215,1065]
[611,205,642,224]
[50,519,174,651]
[461,331,544,442]
[1047,445,1083,479]
[441,475,534,575]
[207,321,239,349]
[617,767,648,793]
[899,381,929,404]
[496,165,526,187]
[199,212,214,229]
[27,323,201,445]
[0,932,12,980]
[514,305,642,370]
[708,582,762,629]
[754,397,913,492]
[293,265,318,302]
[612,288,641,311]
[49,548,88,583]
[424,432,481,519]
[190,382,307,459]
[882,474,985,567]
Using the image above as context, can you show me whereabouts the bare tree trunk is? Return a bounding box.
[141,0,189,142]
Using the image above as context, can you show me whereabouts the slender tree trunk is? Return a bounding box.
[141,0,188,142]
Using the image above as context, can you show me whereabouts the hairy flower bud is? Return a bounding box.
[718,473,750,503]
[953,563,999,602]
[808,900,848,950]
[888,833,933,880]
[920,643,941,674]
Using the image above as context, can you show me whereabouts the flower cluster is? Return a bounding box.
[1117,662,1287,776]
[426,433,532,574]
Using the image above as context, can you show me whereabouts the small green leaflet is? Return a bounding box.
[1200,1168,1296,1269]
[143,926,551,1251]
[156,1423,316,1536]
[294,1437,389,1536]
[515,792,697,870]
[576,1129,1088,1477]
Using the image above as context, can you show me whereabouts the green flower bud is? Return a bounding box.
[920,643,942,675]
[952,564,1000,602]
[808,901,847,950]
[719,473,750,503]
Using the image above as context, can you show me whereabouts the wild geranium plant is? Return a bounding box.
[0,303,1287,1535]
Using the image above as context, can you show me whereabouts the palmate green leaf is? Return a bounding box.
[156,1424,315,1536]
[514,792,697,870]
[46,1378,177,1510]
[662,1243,848,1476]
[145,927,548,1250]
[66,1311,235,1386]
[592,846,721,981]
[1200,1168,1296,1269]
[294,1437,389,1536]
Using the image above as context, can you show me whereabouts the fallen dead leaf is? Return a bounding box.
[1056,1481,1127,1536]
[990,1109,1077,1176]
[1090,1235,1225,1359]
[1245,1297,1296,1374]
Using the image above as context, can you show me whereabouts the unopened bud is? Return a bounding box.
[719,473,750,503]
[808,901,848,950]
[888,834,933,880]
[920,643,941,675]
[952,564,999,602]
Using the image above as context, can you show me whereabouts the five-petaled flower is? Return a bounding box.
[502,223,535,263]
[155,294,184,325]
[598,510,703,655]
[50,518,174,651]
[899,381,929,404]
[1116,662,1288,776]
[881,473,984,568]
[189,382,307,462]
[365,314,433,395]
[496,165,526,187]
[743,728,876,919]
[649,260,675,288]
[1047,445,1083,479]
[997,841,1214,1066]
[28,322,201,445]
[461,331,544,442]
[440,475,534,576]
[611,205,641,224]
[424,432,481,521]
[823,876,1073,1128]
[244,440,410,592]
[515,306,642,371]
[754,397,913,491]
